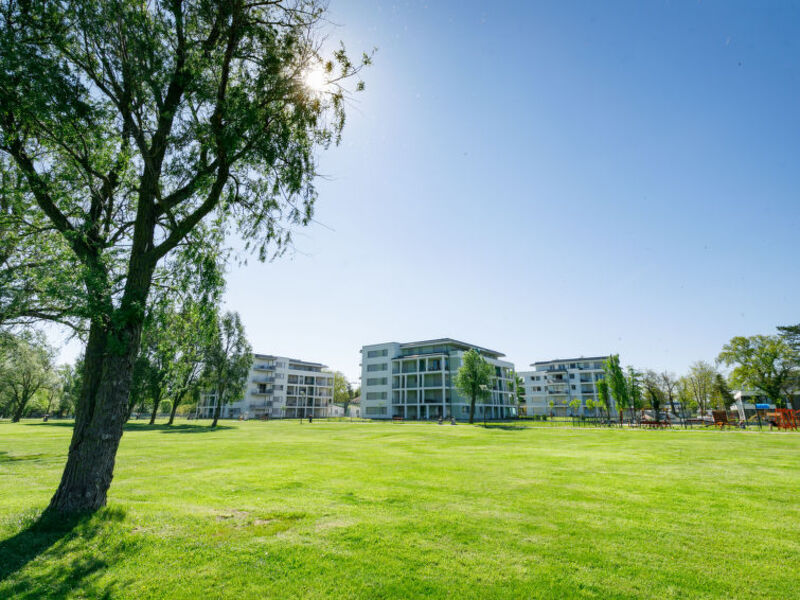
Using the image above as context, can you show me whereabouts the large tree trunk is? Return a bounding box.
[468,396,476,424]
[47,308,145,513]
[11,397,28,423]
[211,394,222,428]
[148,389,162,425]
[48,248,153,513]
[167,392,181,425]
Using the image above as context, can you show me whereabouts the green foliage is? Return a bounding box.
[595,378,610,420]
[683,361,717,415]
[204,311,252,427]
[568,397,581,415]
[330,371,352,406]
[453,349,493,424]
[0,331,55,421]
[509,370,525,405]
[604,355,628,419]
[718,335,798,407]
[777,323,800,352]
[627,367,642,413]
[712,373,736,410]
[56,362,81,418]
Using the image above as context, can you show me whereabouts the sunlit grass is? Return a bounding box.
[1,420,798,599]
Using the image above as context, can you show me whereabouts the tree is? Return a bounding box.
[57,360,82,418]
[627,367,642,422]
[454,349,493,424]
[677,379,698,417]
[0,1,367,512]
[595,377,611,423]
[684,361,716,416]
[658,371,680,423]
[330,371,352,411]
[0,332,55,422]
[568,397,581,417]
[164,301,217,425]
[717,335,799,408]
[585,397,596,417]
[205,311,252,428]
[642,370,663,421]
[604,355,628,425]
[712,373,736,410]
[139,305,175,425]
[777,323,800,352]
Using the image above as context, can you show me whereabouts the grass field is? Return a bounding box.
[1,420,799,599]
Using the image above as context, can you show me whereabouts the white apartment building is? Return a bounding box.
[360,338,517,420]
[196,353,334,419]
[520,356,614,417]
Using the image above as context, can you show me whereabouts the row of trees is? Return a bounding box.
[128,301,252,428]
[0,331,80,421]
[1,301,254,428]
[595,323,800,422]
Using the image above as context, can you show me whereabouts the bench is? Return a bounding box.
[392,416,404,422]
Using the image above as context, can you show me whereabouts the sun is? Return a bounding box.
[303,65,328,93]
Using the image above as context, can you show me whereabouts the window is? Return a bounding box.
[367,363,387,372]
[365,406,388,416]
[367,377,388,386]
[367,348,389,358]
[366,391,387,400]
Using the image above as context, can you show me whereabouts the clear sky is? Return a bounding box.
[55,1,800,384]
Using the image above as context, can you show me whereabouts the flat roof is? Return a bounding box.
[530,356,609,366]
[398,338,505,358]
[253,353,327,368]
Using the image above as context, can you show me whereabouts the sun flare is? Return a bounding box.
[303,65,328,92]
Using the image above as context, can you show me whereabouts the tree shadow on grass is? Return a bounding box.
[481,424,528,431]
[0,507,133,599]
[123,422,233,434]
[22,421,76,428]
[22,421,232,434]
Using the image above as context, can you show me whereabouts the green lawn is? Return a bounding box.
[1,420,798,599]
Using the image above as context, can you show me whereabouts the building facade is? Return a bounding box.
[360,338,517,420]
[519,356,613,417]
[196,354,334,419]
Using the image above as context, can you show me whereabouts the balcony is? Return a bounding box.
[252,376,275,383]
[253,363,276,371]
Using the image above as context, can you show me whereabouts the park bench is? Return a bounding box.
[392,416,404,422]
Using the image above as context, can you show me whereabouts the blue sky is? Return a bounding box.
[59,1,800,383]
[220,0,800,383]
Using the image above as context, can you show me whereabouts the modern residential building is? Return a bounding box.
[519,356,614,417]
[196,353,334,419]
[360,338,517,420]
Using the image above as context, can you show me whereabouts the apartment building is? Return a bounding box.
[360,338,517,420]
[519,356,613,417]
[196,353,334,419]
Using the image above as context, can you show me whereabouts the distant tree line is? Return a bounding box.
[591,322,800,423]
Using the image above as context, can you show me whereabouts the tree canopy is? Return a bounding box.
[717,335,798,407]
[454,349,493,424]
[0,0,368,512]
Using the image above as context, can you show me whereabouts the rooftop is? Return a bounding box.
[530,356,609,367]
[399,338,506,358]
[253,353,327,368]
